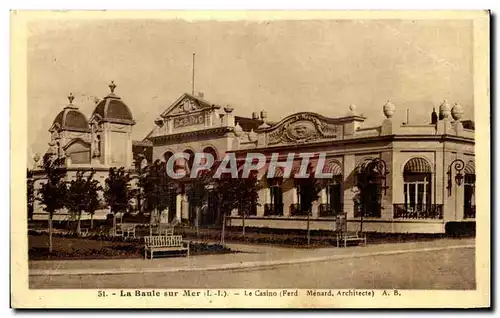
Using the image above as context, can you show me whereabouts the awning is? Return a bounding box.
[290,160,308,176]
[268,166,285,178]
[404,157,432,173]
[464,161,475,175]
[321,159,343,176]
[257,156,343,179]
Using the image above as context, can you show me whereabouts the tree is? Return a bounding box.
[137,160,176,236]
[86,178,102,230]
[294,172,322,245]
[185,166,215,237]
[213,170,261,241]
[27,169,34,222]
[235,172,261,237]
[65,170,102,235]
[103,167,135,236]
[37,157,67,252]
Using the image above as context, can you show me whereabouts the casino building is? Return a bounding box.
[31,82,475,234]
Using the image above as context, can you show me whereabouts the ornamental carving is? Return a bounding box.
[267,113,341,145]
[170,98,202,115]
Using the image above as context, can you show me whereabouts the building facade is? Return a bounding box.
[145,93,475,234]
[31,86,475,234]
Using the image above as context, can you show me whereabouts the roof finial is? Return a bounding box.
[67,92,74,105]
[109,80,116,94]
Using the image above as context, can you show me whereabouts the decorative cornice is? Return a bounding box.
[148,127,231,143]
[256,112,366,133]
[101,117,136,125]
[230,134,475,155]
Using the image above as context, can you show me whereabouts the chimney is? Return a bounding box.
[197,92,204,99]
[431,107,438,125]
[252,112,259,120]
[260,110,267,121]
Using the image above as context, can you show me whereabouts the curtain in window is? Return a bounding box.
[403,173,432,213]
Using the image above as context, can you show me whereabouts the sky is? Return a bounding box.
[27,18,473,162]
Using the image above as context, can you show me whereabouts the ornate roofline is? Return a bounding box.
[256,111,366,133]
[160,92,220,118]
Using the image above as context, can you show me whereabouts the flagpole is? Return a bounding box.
[192,52,195,95]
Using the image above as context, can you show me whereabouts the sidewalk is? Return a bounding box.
[29,238,475,276]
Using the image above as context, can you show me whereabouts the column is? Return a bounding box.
[126,136,133,168]
[176,193,182,221]
[181,193,189,220]
[320,188,327,204]
[167,118,173,133]
[257,186,266,217]
[380,151,393,219]
[282,180,293,217]
[315,187,327,218]
[343,154,356,219]
[292,186,298,204]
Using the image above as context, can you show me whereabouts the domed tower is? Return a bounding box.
[89,81,136,168]
[47,93,91,164]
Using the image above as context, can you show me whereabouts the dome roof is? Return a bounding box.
[51,93,90,132]
[92,81,135,125]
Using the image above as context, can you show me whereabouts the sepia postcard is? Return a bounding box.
[11,10,490,309]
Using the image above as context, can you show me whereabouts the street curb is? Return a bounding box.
[29,244,475,277]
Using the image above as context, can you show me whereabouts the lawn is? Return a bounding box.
[175,226,464,248]
[28,233,233,260]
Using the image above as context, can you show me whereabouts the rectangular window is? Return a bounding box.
[327,182,342,214]
[464,174,475,207]
[408,183,416,209]
[404,173,432,214]
[268,179,284,216]
[417,183,424,211]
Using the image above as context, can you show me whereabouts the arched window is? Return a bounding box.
[200,146,218,167]
[403,157,432,213]
[202,147,218,160]
[184,149,195,174]
[163,151,174,163]
[319,159,343,217]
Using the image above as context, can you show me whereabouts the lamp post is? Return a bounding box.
[447,159,465,196]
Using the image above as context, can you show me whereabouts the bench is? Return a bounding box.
[151,224,174,236]
[336,232,367,248]
[144,235,190,259]
[116,223,136,237]
[79,227,90,236]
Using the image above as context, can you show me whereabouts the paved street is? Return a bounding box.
[30,244,475,290]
